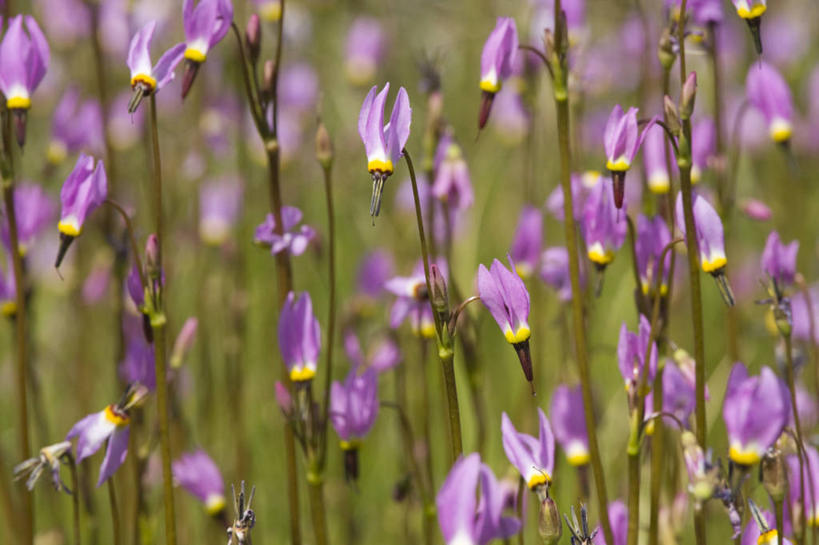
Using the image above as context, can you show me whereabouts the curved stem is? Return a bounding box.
[448,296,481,335]
[103,200,145,287]
[229,23,265,137]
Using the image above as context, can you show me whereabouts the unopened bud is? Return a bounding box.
[538,495,563,545]
[145,234,160,277]
[430,264,449,313]
[315,122,333,169]
[761,450,786,502]
[245,14,261,65]
[680,72,697,120]
[170,317,198,369]
[262,60,275,103]
[663,95,680,134]
[658,28,676,70]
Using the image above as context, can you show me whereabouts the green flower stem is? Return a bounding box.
[107,479,120,545]
[148,94,176,545]
[69,454,81,545]
[404,148,463,461]
[551,1,613,541]
[774,498,784,545]
[784,334,807,544]
[306,479,328,545]
[626,410,642,545]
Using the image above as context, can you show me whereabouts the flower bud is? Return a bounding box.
[170,317,198,369]
[245,14,261,65]
[760,450,786,502]
[538,495,563,545]
[261,60,275,103]
[145,234,160,278]
[429,264,449,314]
[658,28,676,70]
[315,121,333,169]
[663,96,681,134]
[680,72,697,120]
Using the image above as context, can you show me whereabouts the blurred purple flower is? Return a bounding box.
[746,61,794,144]
[478,17,518,129]
[432,133,473,212]
[675,192,726,274]
[343,330,401,373]
[509,205,542,280]
[199,177,242,246]
[436,453,521,545]
[120,324,156,390]
[739,198,771,221]
[665,0,723,24]
[279,63,318,113]
[691,118,716,184]
[549,384,589,466]
[386,259,442,339]
[330,366,379,447]
[173,450,225,515]
[0,15,49,111]
[170,317,198,369]
[278,291,321,382]
[0,255,17,316]
[786,445,819,527]
[66,404,130,487]
[722,362,789,466]
[791,285,819,344]
[49,87,103,164]
[593,501,628,545]
[546,171,598,222]
[127,21,185,101]
[540,246,585,302]
[57,154,107,237]
[644,361,695,429]
[356,250,394,298]
[2,182,55,256]
[345,17,386,86]
[489,87,531,144]
[635,214,671,295]
[82,258,112,304]
[617,315,658,396]
[582,178,626,268]
[761,230,798,290]
[35,0,90,47]
[642,125,672,195]
[254,207,315,257]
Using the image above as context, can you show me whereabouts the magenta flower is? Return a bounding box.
[56,154,108,268]
[173,450,226,515]
[787,446,819,527]
[740,507,790,545]
[731,0,766,20]
[722,362,789,466]
[746,61,794,144]
[345,16,386,86]
[180,0,233,98]
[642,124,672,194]
[644,360,695,429]
[761,230,798,291]
[604,104,656,208]
[436,453,521,545]
[740,198,772,221]
[675,192,726,274]
[617,315,658,398]
[546,171,598,222]
[278,291,321,382]
[127,21,186,111]
[478,18,518,129]
[1,182,55,256]
[432,133,473,212]
[666,0,723,24]
[385,259,442,339]
[330,367,379,448]
[509,205,542,280]
[635,214,671,295]
[199,176,242,246]
[356,250,394,299]
[582,178,626,268]
[691,118,716,184]
[791,285,819,344]
[593,501,628,545]
[540,246,585,303]
[66,404,131,487]
[119,323,156,390]
[0,15,49,111]
[549,384,589,466]
[358,83,411,217]
[501,409,555,490]
[253,207,315,257]
[477,256,533,385]
[343,330,401,374]
[49,87,103,164]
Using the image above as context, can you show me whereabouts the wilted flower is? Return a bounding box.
[722,362,789,466]
[345,17,386,86]
[2,182,55,256]
[432,133,473,211]
[278,291,321,382]
[540,246,584,303]
[436,453,521,545]
[330,367,379,450]
[127,21,186,112]
[48,87,103,164]
[617,315,658,401]
[200,177,243,246]
[477,256,533,385]
[549,385,589,466]
[13,441,73,492]
[761,230,798,292]
[0,15,50,146]
[180,0,233,98]
[583,179,626,269]
[746,61,794,144]
[55,154,108,268]
[675,192,726,274]
[253,207,315,256]
[173,450,226,515]
[635,214,671,295]
[501,409,555,490]
[478,17,518,129]
[358,83,411,217]
[604,105,656,208]
[509,205,542,280]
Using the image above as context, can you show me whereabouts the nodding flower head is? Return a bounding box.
[478,17,518,129]
[635,214,671,296]
[253,207,315,257]
[501,409,555,490]
[55,155,107,268]
[432,132,474,212]
[509,205,543,280]
[604,105,657,208]
[761,230,798,294]
[358,83,411,217]
[722,362,789,466]
[385,258,444,339]
[173,450,226,516]
[675,192,726,274]
[0,15,49,112]
[786,445,819,528]
[329,366,379,450]
[278,291,321,383]
[127,21,186,111]
[582,179,626,268]
[549,384,589,466]
[746,61,794,144]
[642,124,673,194]
[181,0,234,98]
[49,87,104,164]
[436,453,521,545]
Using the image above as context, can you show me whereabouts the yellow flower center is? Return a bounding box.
[606,157,631,172]
[588,243,614,265]
[6,96,31,110]
[701,255,727,274]
[736,3,766,19]
[757,529,777,545]
[289,366,316,382]
[527,472,551,489]
[1,301,17,316]
[728,444,760,466]
[205,494,226,516]
[104,405,130,427]
[184,48,207,63]
[130,74,157,92]
[339,440,360,451]
[367,159,394,174]
[504,325,531,344]
[58,218,81,237]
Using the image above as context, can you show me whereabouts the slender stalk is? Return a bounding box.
[549,1,613,539]
[404,149,463,460]
[69,455,81,545]
[647,368,665,545]
[317,161,336,471]
[418,338,435,504]
[774,498,784,542]
[147,94,176,545]
[306,482,328,545]
[107,479,120,545]
[784,334,807,544]
[626,423,641,545]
